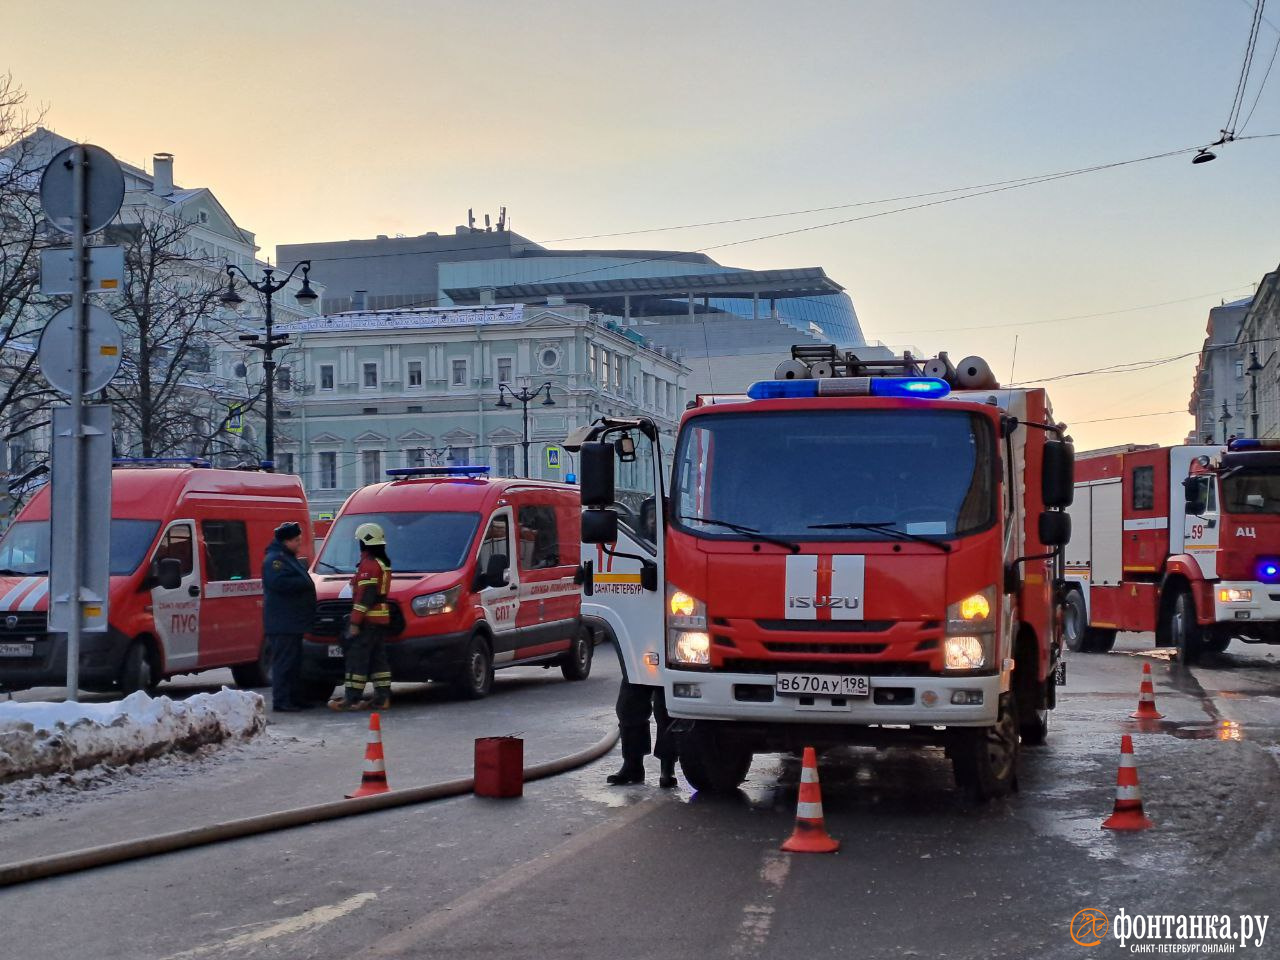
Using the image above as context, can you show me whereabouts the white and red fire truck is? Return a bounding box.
[1063,438,1280,663]
[570,346,1074,799]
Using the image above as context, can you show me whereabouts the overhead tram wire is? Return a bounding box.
[1241,18,1280,132]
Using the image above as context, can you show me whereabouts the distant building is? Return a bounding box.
[278,218,882,397]
[259,302,688,515]
[1234,266,1280,439]
[1188,296,1252,444]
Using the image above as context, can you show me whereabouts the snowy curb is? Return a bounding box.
[0,688,266,783]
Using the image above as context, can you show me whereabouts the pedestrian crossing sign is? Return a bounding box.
[546,447,560,470]
[227,404,243,435]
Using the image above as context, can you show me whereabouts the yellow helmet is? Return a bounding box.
[353,522,386,547]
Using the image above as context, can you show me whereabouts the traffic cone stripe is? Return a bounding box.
[796,801,824,819]
[1114,785,1141,801]
[800,766,819,784]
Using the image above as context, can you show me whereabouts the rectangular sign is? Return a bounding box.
[546,447,560,470]
[48,404,113,634]
[277,304,524,335]
[40,245,125,295]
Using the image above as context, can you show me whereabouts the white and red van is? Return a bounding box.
[0,462,312,694]
[303,466,591,699]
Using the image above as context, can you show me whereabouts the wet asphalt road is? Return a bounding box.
[3,637,1279,960]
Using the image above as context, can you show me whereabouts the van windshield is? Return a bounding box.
[0,519,161,576]
[315,512,481,574]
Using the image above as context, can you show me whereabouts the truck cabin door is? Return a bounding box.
[475,509,520,659]
[1123,457,1167,578]
[1183,474,1220,578]
[150,520,201,673]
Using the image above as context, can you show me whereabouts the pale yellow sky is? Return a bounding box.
[9,0,1279,450]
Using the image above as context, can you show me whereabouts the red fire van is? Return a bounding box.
[0,462,313,694]
[302,466,591,700]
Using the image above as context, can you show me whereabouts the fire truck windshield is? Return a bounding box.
[316,511,481,574]
[1221,469,1280,515]
[671,409,996,542]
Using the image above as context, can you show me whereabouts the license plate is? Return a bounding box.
[0,642,34,657]
[327,644,344,658]
[776,673,870,697]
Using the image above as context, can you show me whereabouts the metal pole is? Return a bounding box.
[65,147,87,701]
[1252,376,1259,438]
[521,393,530,478]
[263,287,275,468]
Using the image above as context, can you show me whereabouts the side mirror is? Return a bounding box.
[1039,511,1071,547]
[580,442,615,507]
[581,508,619,545]
[1042,440,1075,508]
[156,557,183,590]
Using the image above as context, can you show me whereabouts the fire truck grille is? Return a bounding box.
[312,601,353,637]
[763,641,887,655]
[722,658,934,677]
[755,619,894,632]
[0,611,47,635]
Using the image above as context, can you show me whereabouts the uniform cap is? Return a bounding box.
[274,521,303,542]
[354,522,386,546]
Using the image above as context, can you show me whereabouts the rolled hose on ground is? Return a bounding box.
[0,726,620,888]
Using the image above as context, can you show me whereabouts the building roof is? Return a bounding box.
[444,266,844,303]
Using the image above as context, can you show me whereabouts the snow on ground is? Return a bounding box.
[0,688,266,783]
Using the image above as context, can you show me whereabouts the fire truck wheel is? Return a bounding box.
[949,691,1019,800]
[231,642,272,688]
[454,633,495,699]
[1201,633,1231,654]
[1063,589,1090,652]
[1172,590,1204,665]
[119,641,159,696]
[560,625,594,681]
[1087,630,1116,653]
[678,726,753,794]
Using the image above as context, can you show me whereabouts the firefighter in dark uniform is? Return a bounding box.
[261,521,316,712]
[329,522,394,711]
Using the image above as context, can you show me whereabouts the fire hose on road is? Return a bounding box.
[0,726,620,888]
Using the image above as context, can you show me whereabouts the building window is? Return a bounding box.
[451,446,469,466]
[517,504,560,569]
[1235,360,1245,378]
[496,357,513,384]
[644,374,653,406]
[668,383,677,413]
[278,452,295,475]
[407,360,423,388]
[319,364,335,391]
[588,345,597,380]
[362,362,379,389]
[451,358,468,387]
[601,350,610,389]
[318,452,337,489]
[540,347,560,370]
[361,450,382,486]
[495,445,515,477]
[201,520,251,581]
[1132,466,1155,511]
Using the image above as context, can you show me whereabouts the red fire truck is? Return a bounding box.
[1063,438,1280,663]
[570,346,1074,799]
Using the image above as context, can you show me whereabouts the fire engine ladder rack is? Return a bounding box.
[789,344,925,379]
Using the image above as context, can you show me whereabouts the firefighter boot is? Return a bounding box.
[659,758,678,789]
[370,690,391,710]
[606,763,645,785]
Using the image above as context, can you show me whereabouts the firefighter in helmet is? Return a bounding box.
[330,521,394,711]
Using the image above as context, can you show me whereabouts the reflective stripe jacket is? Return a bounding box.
[349,554,391,627]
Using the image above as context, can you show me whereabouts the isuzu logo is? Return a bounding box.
[4,615,17,630]
[788,596,860,610]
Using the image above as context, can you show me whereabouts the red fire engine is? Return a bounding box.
[1064,438,1280,663]
[571,346,1074,799]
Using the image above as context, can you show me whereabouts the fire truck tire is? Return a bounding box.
[1063,589,1090,652]
[1202,633,1231,654]
[454,633,494,699]
[560,624,594,681]
[230,642,272,689]
[1172,590,1204,665]
[949,691,1019,800]
[678,726,753,794]
[119,641,159,696]
[1087,630,1116,653]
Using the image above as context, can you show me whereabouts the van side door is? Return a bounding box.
[513,498,575,660]
[198,519,259,667]
[475,509,520,660]
[151,520,201,673]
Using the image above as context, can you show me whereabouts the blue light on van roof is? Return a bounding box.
[386,465,492,478]
[746,377,950,401]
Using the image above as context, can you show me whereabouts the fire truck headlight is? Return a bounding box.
[412,586,460,616]
[666,585,707,629]
[943,635,988,671]
[946,585,996,630]
[670,630,711,666]
[1218,588,1253,603]
[958,592,991,621]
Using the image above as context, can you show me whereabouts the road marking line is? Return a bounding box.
[729,850,792,957]
[358,797,666,957]
[159,891,377,959]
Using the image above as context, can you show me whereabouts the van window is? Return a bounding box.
[155,524,194,576]
[202,520,251,581]
[517,505,560,569]
[477,516,510,572]
[1132,466,1155,511]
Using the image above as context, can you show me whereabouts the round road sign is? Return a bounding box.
[37,305,124,395]
[39,144,125,236]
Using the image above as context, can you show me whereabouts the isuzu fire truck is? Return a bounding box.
[569,346,1074,799]
[1064,438,1280,664]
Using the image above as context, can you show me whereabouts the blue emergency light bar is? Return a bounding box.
[113,457,212,468]
[386,465,492,479]
[746,377,951,401]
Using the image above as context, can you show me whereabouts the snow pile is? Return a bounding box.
[0,688,266,782]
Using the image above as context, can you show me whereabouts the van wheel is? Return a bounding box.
[1063,589,1090,652]
[119,641,158,696]
[949,691,1019,801]
[560,625,594,681]
[454,634,494,699]
[678,724,753,795]
[1172,589,1203,665]
[231,641,272,688]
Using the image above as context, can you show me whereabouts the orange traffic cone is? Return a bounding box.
[1102,734,1153,831]
[781,747,839,854]
[1130,662,1164,720]
[346,712,390,799]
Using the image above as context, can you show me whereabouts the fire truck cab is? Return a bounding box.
[1064,438,1280,663]
[570,347,1074,800]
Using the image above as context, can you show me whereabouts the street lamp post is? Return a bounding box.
[1220,400,1233,445]
[1248,350,1264,438]
[495,382,555,477]
[220,261,318,468]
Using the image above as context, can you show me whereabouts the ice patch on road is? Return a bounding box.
[0,688,265,783]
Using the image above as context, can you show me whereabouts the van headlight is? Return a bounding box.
[944,586,996,671]
[412,586,460,616]
[667,585,709,665]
